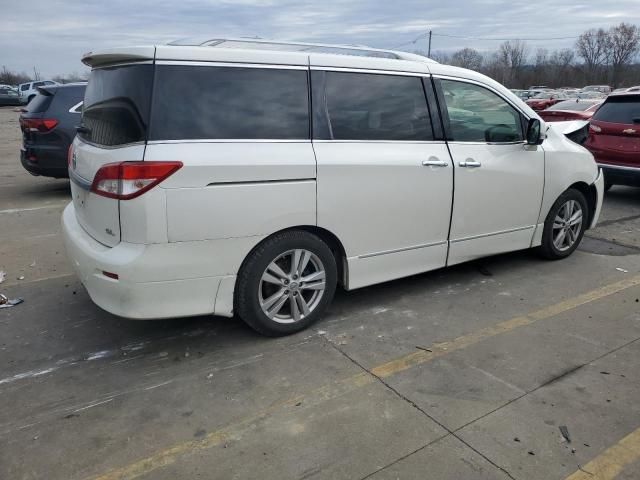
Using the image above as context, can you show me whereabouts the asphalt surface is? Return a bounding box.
[1,105,640,480]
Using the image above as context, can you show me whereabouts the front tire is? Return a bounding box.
[235,231,337,336]
[537,188,588,260]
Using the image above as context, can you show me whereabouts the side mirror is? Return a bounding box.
[526,118,543,145]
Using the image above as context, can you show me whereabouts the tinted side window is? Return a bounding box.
[440,80,524,143]
[33,81,45,88]
[20,84,29,91]
[592,97,640,124]
[320,71,433,141]
[82,65,153,146]
[150,66,309,140]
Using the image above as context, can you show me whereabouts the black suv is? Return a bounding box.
[19,83,86,178]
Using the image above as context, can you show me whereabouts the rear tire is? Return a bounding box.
[537,188,588,260]
[604,181,613,192]
[27,95,35,104]
[235,230,337,336]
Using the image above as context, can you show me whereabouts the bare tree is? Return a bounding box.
[575,28,610,82]
[451,48,483,70]
[0,66,30,85]
[497,40,529,86]
[608,23,640,86]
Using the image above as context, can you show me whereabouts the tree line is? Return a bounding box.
[2,23,639,89]
[418,23,640,89]
[0,66,87,86]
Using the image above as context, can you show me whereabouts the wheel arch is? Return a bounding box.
[235,225,348,290]
[568,181,597,228]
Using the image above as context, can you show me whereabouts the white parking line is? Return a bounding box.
[0,204,67,215]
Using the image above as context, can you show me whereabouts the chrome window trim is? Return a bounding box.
[146,139,311,145]
[310,66,428,77]
[155,60,308,70]
[312,139,447,145]
[446,140,527,146]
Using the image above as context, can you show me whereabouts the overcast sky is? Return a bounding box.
[2,0,639,78]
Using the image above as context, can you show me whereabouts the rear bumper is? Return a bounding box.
[598,163,640,187]
[62,203,236,319]
[20,147,69,178]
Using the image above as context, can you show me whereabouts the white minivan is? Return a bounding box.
[62,39,604,336]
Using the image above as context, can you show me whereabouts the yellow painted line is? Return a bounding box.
[372,274,640,378]
[90,372,373,480]
[88,275,640,480]
[565,426,640,480]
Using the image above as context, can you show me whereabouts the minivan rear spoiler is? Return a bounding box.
[81,46,156,68]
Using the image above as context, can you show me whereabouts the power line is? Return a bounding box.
[433,32,580,41]
[391,31,580,49]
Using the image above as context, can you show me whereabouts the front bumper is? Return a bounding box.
[598,163,640,187]
[590,168,604,229]
[62,203,228,319]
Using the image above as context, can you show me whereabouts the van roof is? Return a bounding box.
[81,38,438,72]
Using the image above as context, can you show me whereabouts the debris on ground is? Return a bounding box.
[0,294,24,309]
[0,271,5,284]
[559,425,571,443]
[416,346,433,352]
[29,260,36,267]
[17,275,24,280]
[615,267,629,273]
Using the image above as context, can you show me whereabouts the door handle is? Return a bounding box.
[422,157,448,167]
[459,159,482,168]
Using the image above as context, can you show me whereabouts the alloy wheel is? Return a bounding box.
[552,199,583,252]
[258,249,327,324]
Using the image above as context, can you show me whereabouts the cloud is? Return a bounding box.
[1,0,639,78]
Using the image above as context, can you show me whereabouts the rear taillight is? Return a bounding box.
[19,118,58,132]
[90,161,183,200]
[67,145,73,167]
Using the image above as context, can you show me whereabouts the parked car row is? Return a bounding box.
[0,80,62,105]
[525,86,639,191]
[19,83,85,178]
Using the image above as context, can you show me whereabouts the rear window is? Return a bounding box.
[592,96,640,124]
[27,93,54,113]
[149,65,309,140]
[81,64,153,146]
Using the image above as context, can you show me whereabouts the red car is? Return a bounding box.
[584,92,640,189]
[526,92,568,111]
[539,99,602,122]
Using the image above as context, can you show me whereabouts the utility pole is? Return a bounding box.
[427,30,432,57]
